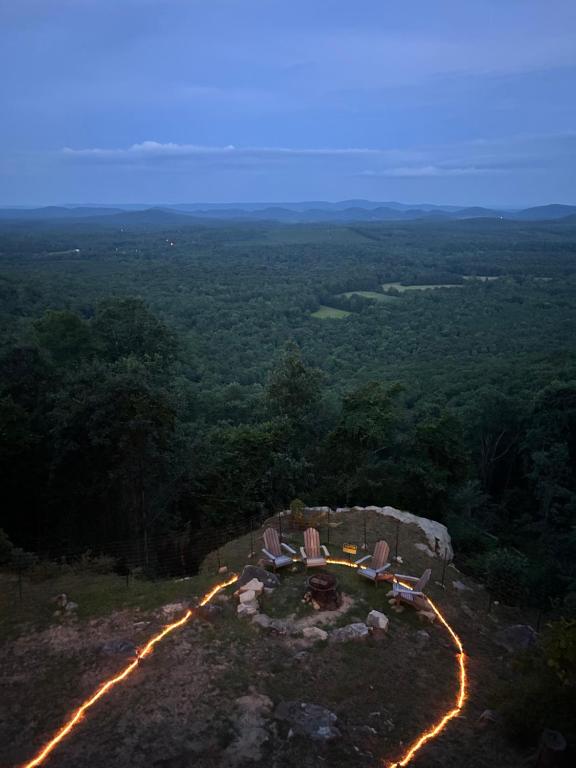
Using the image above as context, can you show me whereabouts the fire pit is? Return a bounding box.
[306,572,341,610]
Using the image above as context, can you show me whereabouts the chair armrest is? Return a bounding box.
[281,542,297,555]
[262,548,275,560]
[355,554,371,565]
[374,563,391,574]
[321,545,330,557]
[300,547,307,560]
[394,574,418,582]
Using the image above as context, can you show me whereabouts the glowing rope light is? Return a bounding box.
[21,574,238,768]
[21,558,466,768]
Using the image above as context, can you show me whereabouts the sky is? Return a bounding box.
[1,0,575,207]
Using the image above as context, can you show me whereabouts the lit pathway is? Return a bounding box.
[21,564,467,768]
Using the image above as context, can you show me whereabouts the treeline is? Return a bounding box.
[0,297,575,613]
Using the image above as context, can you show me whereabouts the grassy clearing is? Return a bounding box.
[463,275,501,282]
[311,305,351,319]
[339,290,398,302]
[381,282,465,292]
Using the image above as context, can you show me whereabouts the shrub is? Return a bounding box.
[486,547,529,605]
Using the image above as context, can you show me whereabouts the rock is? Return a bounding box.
[311,600,321,611]
[452,580,471,592]
[237,602,258,617]
[414,542,436,558]
[237,565,280,591]
[376,506,454,560]
[64,601,78,613]
[366,610,389,631]
[162,602,186,616]
[252,614,272,629]
[53,593,68,608]
[415,630,430,646]
[239,578,264,595]
[329,623,369,643]
[394,556,403,564]
[275,701,340,741]
[494,624,537,653]
[417,610,436,624]
[239,589,257,605]
[224,693,273,765]
[197,604,222,621]
[102,639,137,656]
[302,627,328,641]
[218,565,228,574]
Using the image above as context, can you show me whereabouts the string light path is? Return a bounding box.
[21,563,467,768]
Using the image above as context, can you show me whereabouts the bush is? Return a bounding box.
[76,551,117,574]
[486,547,529,605]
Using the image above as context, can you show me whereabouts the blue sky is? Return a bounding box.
[1,0,575,206]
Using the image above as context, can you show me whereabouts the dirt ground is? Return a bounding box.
[0,513,534,768]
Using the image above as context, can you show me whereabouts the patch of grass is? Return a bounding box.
[381,282,464,292]
[339,291,398,302]
[311,305,351,319]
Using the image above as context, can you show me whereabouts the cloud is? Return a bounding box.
[360,165,505,178]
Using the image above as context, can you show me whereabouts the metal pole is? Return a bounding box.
[441,549,448,588]
[249,518,254,558]
[394,519,400,560]
[327,508,331,546]
[278,511,283,539]
[363,510,367,550]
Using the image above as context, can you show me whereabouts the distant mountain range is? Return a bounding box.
[1,201,575,227]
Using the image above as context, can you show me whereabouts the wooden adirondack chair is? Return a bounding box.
[392,568,432,609]
[355,540,391,585]
[300,527,330,567]
[261,527,297,570]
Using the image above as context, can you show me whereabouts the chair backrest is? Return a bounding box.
[372,540,390,569]
[304,528,321,558]
[415,568,432,593]
[263,527,282,556]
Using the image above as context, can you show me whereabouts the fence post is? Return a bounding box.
[394,519,400,560]
[362,510,367,550]
[440,549,448,588]
[278,511,283,539]
[327,508,331,547]
[249,518,254,558]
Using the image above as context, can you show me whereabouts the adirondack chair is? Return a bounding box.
[300,527,330,567]
[392,568,432,609]
[261,527,297,570]
[355,540,391,585]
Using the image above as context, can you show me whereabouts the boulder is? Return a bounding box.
[376,506,453,560]
[162,602,186,616]
[494,624,537,653]
[414,542,436,558]
[302,626,328,641]
[240,578,264,595]
[237,602,258,617]
[237,565,280,591]
[252,614,272,630]
[239,589,257,605]
[329,622,369,643]
[452,580,471,592]
[64,601,79,613]
[417,610,436,624]
[275,701,340,741]
[366,610,389,631]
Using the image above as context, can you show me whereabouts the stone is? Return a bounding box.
[366,610,389,631]
[302,626,328,641]
[452,580,471,592]
[64,601,79,613]
[218,565,228,574]
[237,565,280,591]
[237,602,258,617]
[494,624,537,653]
[52,593,68,608]
[162,602,186,616]
[417,610,436,624]
[415,630,430,646]
[239,589,257,604]
[239,578,264,595]
[252,614,272,630]
[329,622,369,643]
[102,639,137,656]
[275,701,340,741]
[414,542,435,558]
[376,505,454,560]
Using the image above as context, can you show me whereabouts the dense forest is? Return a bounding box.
[1,216,576,615]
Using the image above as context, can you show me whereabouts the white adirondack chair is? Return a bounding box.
[261,527,297,570]
[392,568,432,608]
[300,527,330,567]
[355,540,391,585]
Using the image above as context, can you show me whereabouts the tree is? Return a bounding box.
[34,310,94,367]
[266,343,322,423]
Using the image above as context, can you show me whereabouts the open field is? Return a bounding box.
[311,305,351,319]
[381,282,465,292]
[339,290,398,302]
